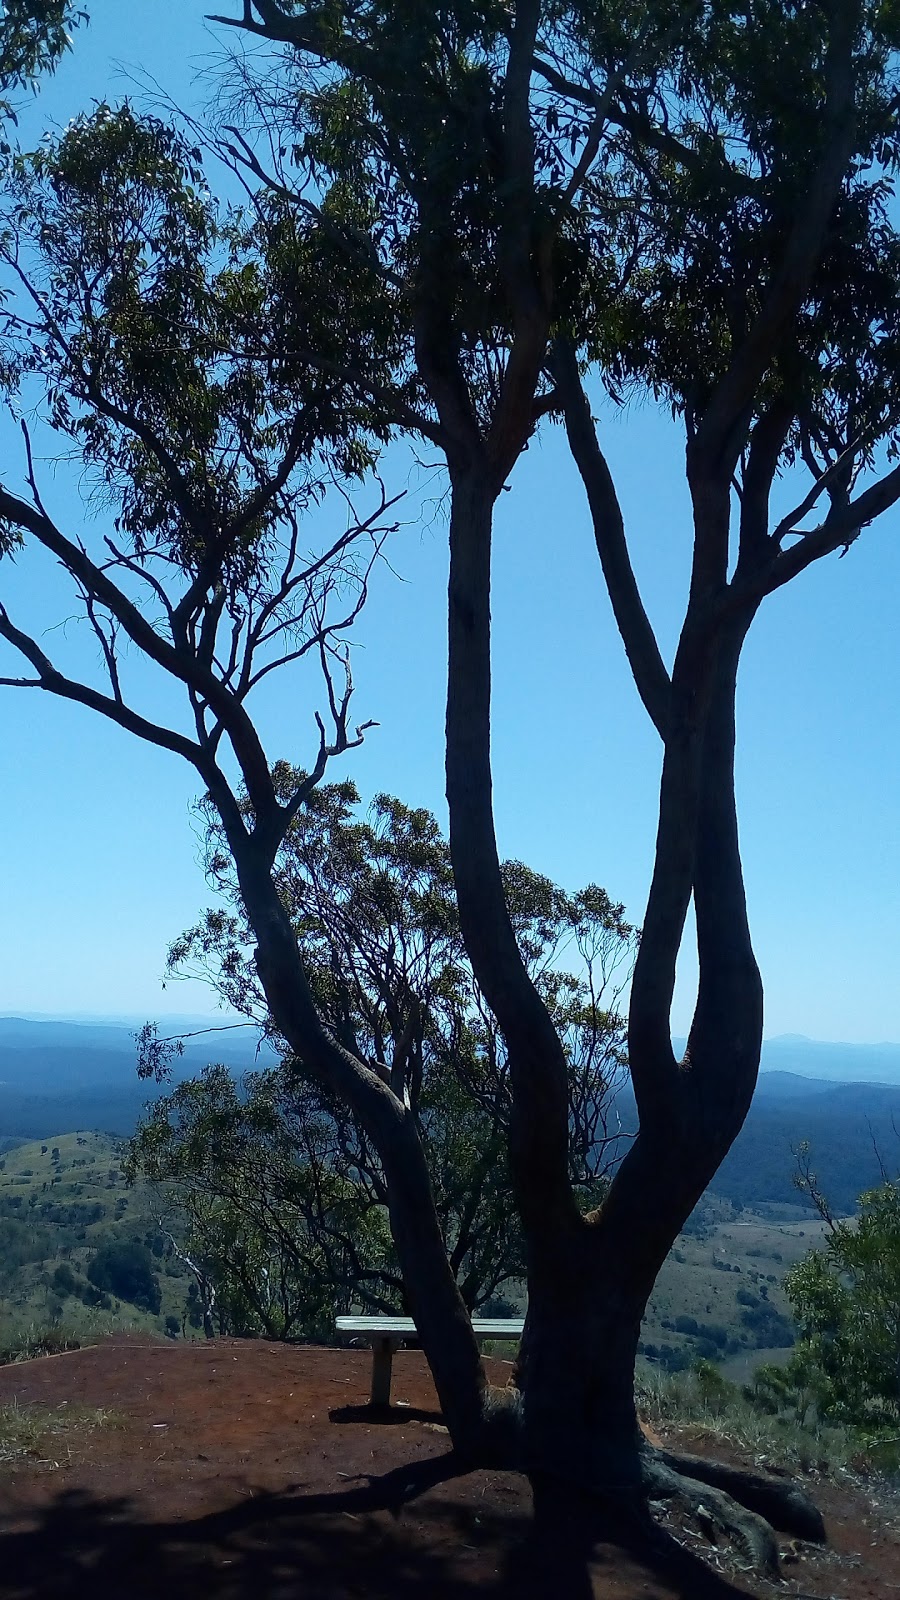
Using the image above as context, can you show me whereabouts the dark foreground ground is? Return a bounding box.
[0,1334,895,1599]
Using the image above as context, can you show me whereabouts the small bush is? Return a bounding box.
[674,1314,699,1336]
[50,1263,78,1297]
[87,1241,161,1314]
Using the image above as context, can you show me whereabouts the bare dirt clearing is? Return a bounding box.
[0,1334,894,1599]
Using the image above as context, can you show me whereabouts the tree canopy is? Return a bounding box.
[130,781,633,1332]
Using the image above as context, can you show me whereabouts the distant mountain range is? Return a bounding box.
[0,1015,275,1142]
[714,1072,900,1213]
[758,1034,900,1085]
[0,1014,273,1082]
[1,1018,899,1211]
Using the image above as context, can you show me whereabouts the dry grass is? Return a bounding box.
[637,1365,862,1476]
[0,1398,118,1469]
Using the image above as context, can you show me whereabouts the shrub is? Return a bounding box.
[674,1314,699,1336]
[51,1263,78,1297]
[786,1178,900,1429]
[86,1241,161,1314]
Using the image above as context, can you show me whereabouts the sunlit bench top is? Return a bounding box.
[336,1316,523,1402]
[336,1316,524,1338]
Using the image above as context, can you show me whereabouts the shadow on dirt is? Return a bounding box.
[329,1401,445,1426]
[0,1455,755,1599]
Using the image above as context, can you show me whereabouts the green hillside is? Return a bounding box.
[0,1131,195,1352]
[0,1131,829,1385]
[640,1196,829,1380]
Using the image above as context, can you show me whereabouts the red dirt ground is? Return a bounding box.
[0,1333,895,1599]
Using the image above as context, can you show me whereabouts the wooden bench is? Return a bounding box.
[335,1315,525,1406]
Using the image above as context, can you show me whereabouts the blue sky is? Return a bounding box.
[1,2,898,1041]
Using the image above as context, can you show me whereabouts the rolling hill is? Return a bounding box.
[2,1018,900,1213]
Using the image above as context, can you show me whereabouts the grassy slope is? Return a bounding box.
[640,1195,829,1379]
[0,1132,830,1386]
[0,1131,194,1350]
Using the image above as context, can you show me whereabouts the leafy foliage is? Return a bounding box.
[784,1179,900,1431]
[86,1239,161,1315]
[0,3,87,125]
[211,1,900,493]
[129,781,634,1327]
[0,101,398,855]
[127,1064,396,1339]
[1,104,382,564]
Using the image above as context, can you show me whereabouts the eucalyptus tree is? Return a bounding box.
[188,0,900,1561]
[131,780,631,1332]
[4,0,900,1567]
[0,1,87,119]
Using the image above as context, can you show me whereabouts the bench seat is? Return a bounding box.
[335,1315,525,1405]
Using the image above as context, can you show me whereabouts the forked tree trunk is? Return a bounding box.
[441,462,798,1532]
[507,558,776,1531]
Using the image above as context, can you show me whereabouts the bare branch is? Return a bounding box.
[208,0,334,54]
[762,461,900,597]
[770,436,868,548]
[102,534,176,625]
[0,483,277,819]
[0,600,209,767]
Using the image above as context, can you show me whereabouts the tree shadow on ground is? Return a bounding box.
[503,1480,757,1600]
[0,1456,757,1600]
[329,1401,446,1426]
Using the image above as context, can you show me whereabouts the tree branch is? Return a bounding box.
[552,337,670,738]
[0,600,209,767]
[691,2,861,476]
[736,398,796,576]
[488,0,552,484]
[762,461,900,596]
[0,484,277,821]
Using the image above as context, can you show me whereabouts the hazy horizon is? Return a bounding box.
[5,1013,900,1051]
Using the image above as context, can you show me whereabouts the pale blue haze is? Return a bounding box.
[1,3,898,1042]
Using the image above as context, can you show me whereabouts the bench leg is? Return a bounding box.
[371,1337,395,1406]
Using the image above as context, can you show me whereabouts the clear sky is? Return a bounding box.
[1,2,898,1041]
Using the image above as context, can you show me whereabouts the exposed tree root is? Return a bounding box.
[654,1445,827,1543]
[642,1452,782,1573]
[637,1439,827,1575]
[474,1388,826,1576]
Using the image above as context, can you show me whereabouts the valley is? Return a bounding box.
[0,1019,890,1376]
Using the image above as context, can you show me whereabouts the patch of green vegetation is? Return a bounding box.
[638,1362,862,1477]
[0,1132,196,1350]
[481,1339,519,1359]
[0,1398,117,1467]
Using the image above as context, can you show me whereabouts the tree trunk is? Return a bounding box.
[445,468,579,1248]
[514,1234,644,1482]
[221,832,490,1458]
[511,1135,824,1568]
